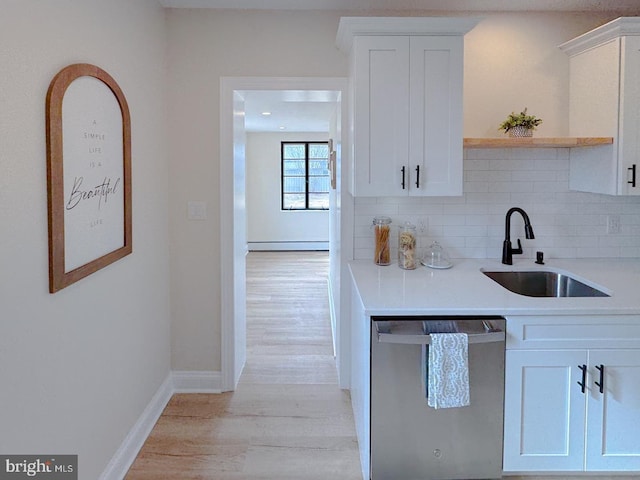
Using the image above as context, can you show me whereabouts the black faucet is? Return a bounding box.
[502,207,535,265]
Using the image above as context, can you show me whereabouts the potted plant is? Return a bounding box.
[499,108,542,137]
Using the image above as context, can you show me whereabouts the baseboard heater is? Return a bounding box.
[247,241,329,251]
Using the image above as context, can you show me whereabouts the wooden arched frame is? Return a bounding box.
[46,64,132,293]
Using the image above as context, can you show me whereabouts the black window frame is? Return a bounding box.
[280,141,330,211]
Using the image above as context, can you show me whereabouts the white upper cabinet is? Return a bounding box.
[560,18,640,196]
[337,17,477,197]
[352,35,410,197]
[410,36,465,196]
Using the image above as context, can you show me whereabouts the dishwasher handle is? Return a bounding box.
[374,321,505,346]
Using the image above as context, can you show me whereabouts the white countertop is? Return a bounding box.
[349,257,640,317]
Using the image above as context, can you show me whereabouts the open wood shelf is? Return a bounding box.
[463,137,613,148]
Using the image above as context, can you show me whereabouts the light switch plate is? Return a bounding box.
[187,201,207,220]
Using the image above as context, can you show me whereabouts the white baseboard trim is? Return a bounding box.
[248,241,329,251]
[100,370,223,479]
[99,374,173,480]
[172,370,222,393]
[327,278,337,358]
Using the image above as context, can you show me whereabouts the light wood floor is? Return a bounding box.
[125,251,362,479]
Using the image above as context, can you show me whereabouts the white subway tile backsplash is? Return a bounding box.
[463,181,490,193]
[567,235,599,248]
[465,192,511,204]
[398,203,443,215]
[465,147,508,159]
[533,182,568,193]
[464,214,495,226]
[443,204,472,215]
[464,159,492,170]
[492,181,535,193]
[511,170,561,182]
[429,215,462,226]
[443,225,488,237]
[491,159,539,171]
[621,246,640,256]
[465,236,490,248]
[353,148,640,261]
[599,235,638,247]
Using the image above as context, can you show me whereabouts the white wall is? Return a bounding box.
[462,13,613,137]
[167,9,348,371]
[0,1,170,478]
[166,8,627,374]
[246,132,329,249]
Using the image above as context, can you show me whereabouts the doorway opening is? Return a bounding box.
[219,77,348,392]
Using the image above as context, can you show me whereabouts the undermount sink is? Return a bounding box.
[482,270,610,298]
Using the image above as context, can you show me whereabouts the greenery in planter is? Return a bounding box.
[498,108,543,133]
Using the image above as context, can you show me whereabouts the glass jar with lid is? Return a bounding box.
[372,216,392,265]
[398,222,417,270]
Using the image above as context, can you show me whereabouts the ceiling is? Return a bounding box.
[162,0,639,133]
[160,0,640,12]
[241,90,340,133]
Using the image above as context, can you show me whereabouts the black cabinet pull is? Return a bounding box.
[401,166,406,190]
[595,364,604,394]
[629,164,637,188]
[415,165,420,189]
[577,364,587,393]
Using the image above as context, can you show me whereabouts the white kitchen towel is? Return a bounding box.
[427,333,470,409]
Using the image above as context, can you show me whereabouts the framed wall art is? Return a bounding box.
[46,63,132,293]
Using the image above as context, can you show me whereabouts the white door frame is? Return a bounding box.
[219,76,350,392]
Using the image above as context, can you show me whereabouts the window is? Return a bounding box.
[281,142,330,210]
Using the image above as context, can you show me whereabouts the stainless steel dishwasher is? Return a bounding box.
[370,316,506,480]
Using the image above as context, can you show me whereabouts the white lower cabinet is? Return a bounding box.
[586,349,640,471]
[504,315,640,473]
[504,349,588,472]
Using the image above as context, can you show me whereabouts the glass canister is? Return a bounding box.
[372,216,392,265]
[398,222,417,270]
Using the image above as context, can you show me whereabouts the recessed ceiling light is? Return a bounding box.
[261,111,271,116]
[279,126,286,130]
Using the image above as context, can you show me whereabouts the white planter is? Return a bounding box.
[508,126,533,137]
